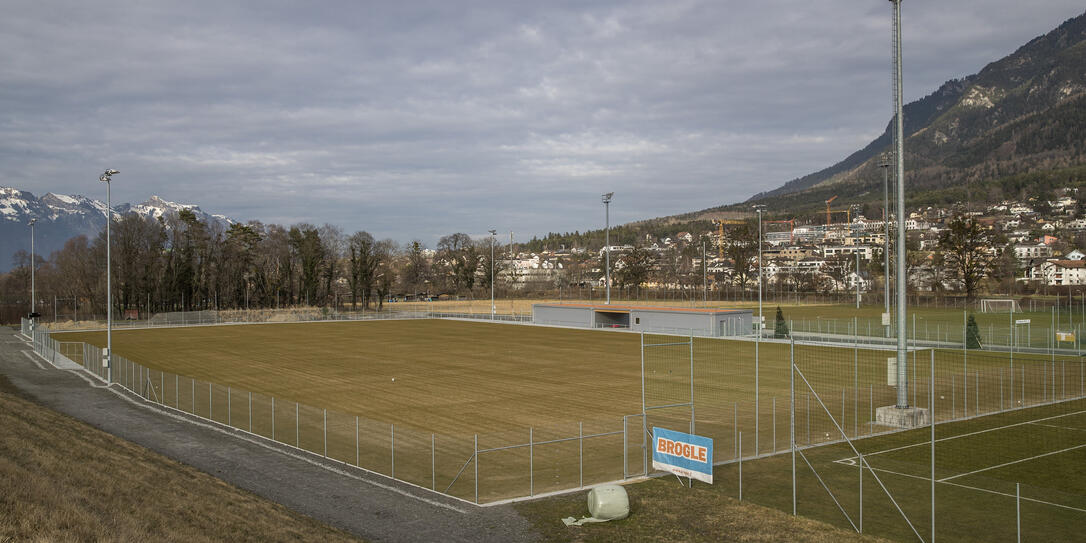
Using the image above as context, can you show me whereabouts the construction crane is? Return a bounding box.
[824,195,853,226]
[712,218,747,259]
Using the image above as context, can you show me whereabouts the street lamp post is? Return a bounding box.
[100,169,119,383]
[602,192,614,304]
[28,218,37,331]
[489,229,497,319]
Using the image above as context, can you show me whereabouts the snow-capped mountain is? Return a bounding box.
[1,187,233,273]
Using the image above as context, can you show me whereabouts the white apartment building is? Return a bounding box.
[1038,259,1086,286]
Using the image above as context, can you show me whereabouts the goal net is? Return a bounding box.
[979,299,1020,313]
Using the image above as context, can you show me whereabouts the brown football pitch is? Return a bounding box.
[58,319,650,435]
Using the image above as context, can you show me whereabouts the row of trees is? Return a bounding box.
[0,211,1051,320]
[0,210,515,317]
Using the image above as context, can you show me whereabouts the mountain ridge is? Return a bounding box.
[713,9,1086,217]
[0,187,232,273]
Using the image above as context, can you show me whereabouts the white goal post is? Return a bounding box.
[979,299,1021,313]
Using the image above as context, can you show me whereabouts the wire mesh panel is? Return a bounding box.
[325,409,360,467]
[297,403,325,456]
[270,398,298,447]
[390,424,437,490]
[249,392,275,440]
[355,416,392,474]
[435,432,477,502]
[477,427,531,503]
[209,383,230,426]
[528,421,582,497]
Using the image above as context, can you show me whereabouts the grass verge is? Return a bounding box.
[513,476,888,543]
[0,374,362,543]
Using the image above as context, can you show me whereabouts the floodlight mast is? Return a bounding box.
[100,169,118,383]
[602,192,614,304]
[752,203,766,454]
[891,0,908,408]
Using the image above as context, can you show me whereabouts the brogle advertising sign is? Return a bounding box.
[651,427,714,484]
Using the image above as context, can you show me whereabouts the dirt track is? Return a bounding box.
[0,327,538,543]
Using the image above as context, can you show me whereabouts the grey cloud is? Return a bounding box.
[1,1,1083,246]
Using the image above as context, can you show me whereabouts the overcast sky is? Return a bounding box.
[2,1,1083,246]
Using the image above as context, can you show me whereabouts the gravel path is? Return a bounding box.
[0,328,539,543]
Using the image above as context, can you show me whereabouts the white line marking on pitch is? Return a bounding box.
[938,443,1086,483]
[1030,421,1086,433]
[19,349,470,514]
[840,408,1086,462]
[858,463,1086,514]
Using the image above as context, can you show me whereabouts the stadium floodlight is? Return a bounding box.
[751,203,766,454]
[489,229,497,319]
[602,192,614,304]
[100,169,118,383]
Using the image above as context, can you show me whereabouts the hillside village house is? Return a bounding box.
[1038,260,1086,286]
[822,245,874,260]
[1014,243,1053,260]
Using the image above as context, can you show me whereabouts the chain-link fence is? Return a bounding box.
[787,308,1086,353]
[18,313,1086,536]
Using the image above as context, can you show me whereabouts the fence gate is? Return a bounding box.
[639,332,695,478]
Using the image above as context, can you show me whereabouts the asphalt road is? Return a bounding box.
[0,327,538,543]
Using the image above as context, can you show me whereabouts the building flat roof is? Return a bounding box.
[533,303,750,314]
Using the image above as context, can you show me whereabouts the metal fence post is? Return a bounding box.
[192,379,195,414]
[228,387,231,427]
[859,451,863,533]
[249,391,252,433]
[772,396,776,453]
[931,349,936,543]
[431,433,436,490]
[272,397,275,441]
[323,409,328,457]
[529,427,534,497]
[579,421,584,489]
[790,337,796,516]
[738,431,743,501]
[175,374,178,408]
[474,434,479,504]
[209,382,212,420]
[296,402,300,448]
[1016,482,1021,543]
[622,415,628,479]
[356,416,360,466]
[391,423,395,479]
